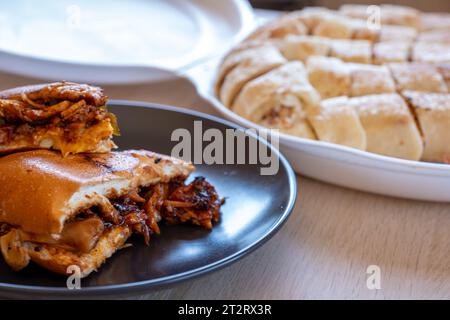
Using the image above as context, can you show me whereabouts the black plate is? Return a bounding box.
[0,101,297,299]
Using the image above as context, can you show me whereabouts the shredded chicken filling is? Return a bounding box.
[0,177,223,256]
[0,98,116,142]
[261,105,297,127]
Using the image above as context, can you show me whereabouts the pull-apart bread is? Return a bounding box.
[0,82,118,156]
[216,4,450,163]
[0,150,222,277]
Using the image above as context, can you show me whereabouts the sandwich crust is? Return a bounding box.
[0,82,106,107]
[28,225,132,277]
[0,82,117,155]
[0,150,194,236]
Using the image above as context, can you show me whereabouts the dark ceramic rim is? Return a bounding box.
[0,101,297,298]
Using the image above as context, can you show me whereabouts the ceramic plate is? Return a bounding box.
[0,0,254,83]
[0,101,296,299]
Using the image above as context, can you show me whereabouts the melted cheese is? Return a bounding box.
[38,121,114,156]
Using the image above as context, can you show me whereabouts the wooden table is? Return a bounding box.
[1,71,448,300]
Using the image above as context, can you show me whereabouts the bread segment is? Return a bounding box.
[276,35,330,62]
[217,45,286,107]
[232,62,319,139]
[420,13,450,31]
[373,41,411,64]
[388,63,448,93]
[417,30,450,44]
[379,25,418,43]
[308,96,366,150]
[329,39,372,64]
[402,90,450,163]
[412,42,450,64]
[312,14,354,39]
[306,56,351,99]
[348,63,396,97]
[350,94,423,161]
[307,56,396,98]
[245,14,307,42]
[340,4,421,29]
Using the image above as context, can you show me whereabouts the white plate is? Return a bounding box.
[0,0,254,83]
[184,58,450,202]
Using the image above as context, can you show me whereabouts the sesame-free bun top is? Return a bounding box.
[0,81,107,106]
[0,150,194,236]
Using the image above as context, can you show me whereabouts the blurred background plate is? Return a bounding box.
[0,0,254,84]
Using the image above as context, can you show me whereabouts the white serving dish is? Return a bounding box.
[184,58,450,202]
[0,0,254,84]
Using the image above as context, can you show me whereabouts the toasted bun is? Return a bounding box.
[28,225,132,278]
[0,81,106,107]
[0,150,194,236]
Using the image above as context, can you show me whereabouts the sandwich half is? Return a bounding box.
[0,82,119,156]
[0,150,222,278]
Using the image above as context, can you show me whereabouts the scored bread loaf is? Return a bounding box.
[215,5,450,163]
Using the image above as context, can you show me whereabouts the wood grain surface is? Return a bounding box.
[0,49,449,300]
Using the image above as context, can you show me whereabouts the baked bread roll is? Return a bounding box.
[402,90,450,163]
[348,63,396,97]
[388,63,448,93]
[412,42,450,64]
[417,30,450,44]
[379,25,417,43]
[217,45,286,107]
[350,94,423,161]
[295,7,337,31]
[312,13,354,39]
[298,7,378,41]
[350,19,379,42]
[373,41,411,64]
[420,13,450,31]
[245,14,307,42]
[276,35,330,62]
[232,62,319,139]
[307,56,396,98]
[306,56,351,99]
[340,4,421,29]
[329,39,372,64]
[308,96,366,150]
